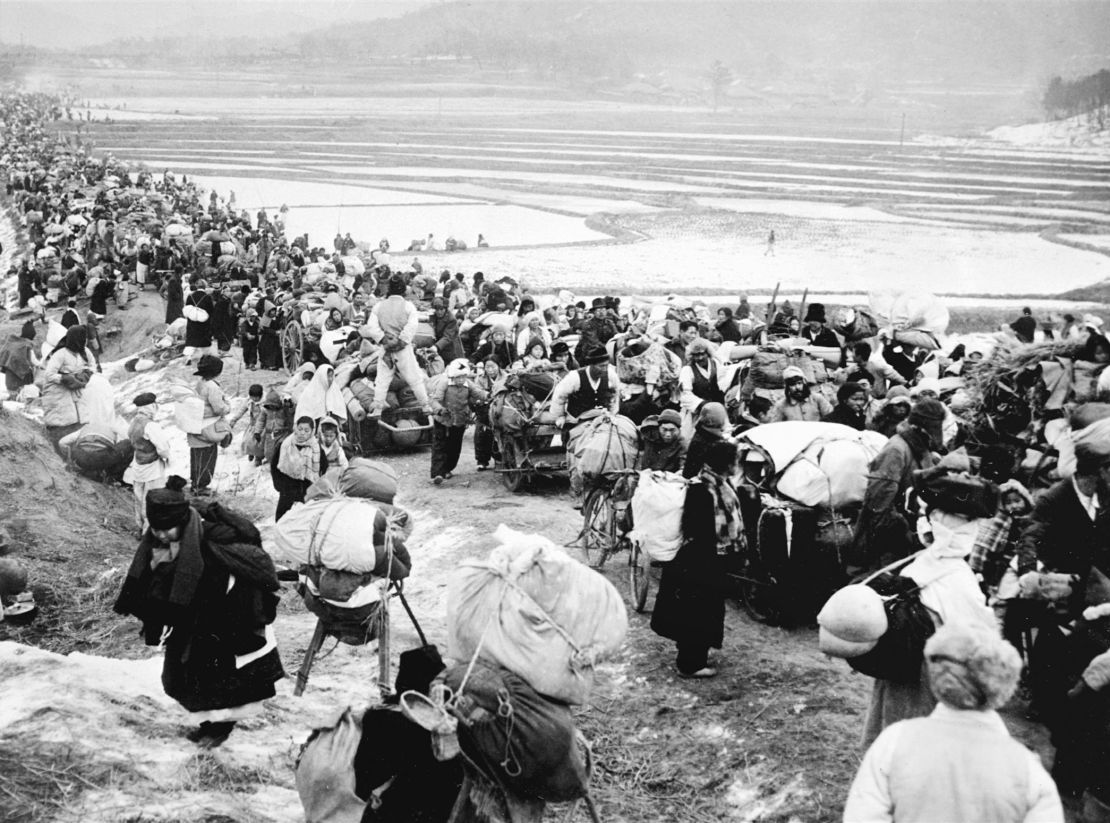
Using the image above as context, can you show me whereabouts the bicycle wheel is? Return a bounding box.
[581,486,615,568]
[628,540,651,613]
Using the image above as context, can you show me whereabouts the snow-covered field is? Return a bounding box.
[61,100,1110,297]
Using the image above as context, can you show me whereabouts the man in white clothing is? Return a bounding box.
[365,273,431,416]
[126,392,172,535]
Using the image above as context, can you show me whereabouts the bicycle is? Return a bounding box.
[578,469,654,612]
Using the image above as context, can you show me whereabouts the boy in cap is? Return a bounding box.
[127,392,171,535]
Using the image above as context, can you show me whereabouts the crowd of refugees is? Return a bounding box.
[2,89,1109,823]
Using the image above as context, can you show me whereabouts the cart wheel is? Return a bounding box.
[737,555,786,626]
[281,320,304,373]
[500,437,525,493]
[628,540,651,613]
[581,486,616,568]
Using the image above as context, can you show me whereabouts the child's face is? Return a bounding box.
[320,427,337,445]
[1002,492,1027,515]
[294,421,314,438]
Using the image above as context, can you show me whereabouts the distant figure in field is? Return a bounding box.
[764,229,776,257]
[477,234,489,248]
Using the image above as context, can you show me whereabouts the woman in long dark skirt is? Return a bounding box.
[164,271,185,323]
[651,439,743,678]
[114,477,284,748]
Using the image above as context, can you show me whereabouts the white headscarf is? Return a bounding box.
[294,363,347,424]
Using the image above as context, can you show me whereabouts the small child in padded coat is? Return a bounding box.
[231,384,265,463]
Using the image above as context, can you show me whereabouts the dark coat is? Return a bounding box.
[165,277,185,323]
[184,291,214,347]
[90,279,113,315]
[1017,478,1110,614]
[431,311,464,362]
[715,319,742,343]
[682,427,725,479]
[852,426,935,568]
[822,403,867,430]
[650,484,729,649]
[114,510,284,713]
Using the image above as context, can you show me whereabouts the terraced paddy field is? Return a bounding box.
[83,94,1110,303]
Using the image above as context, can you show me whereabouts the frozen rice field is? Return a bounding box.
[90,100,1110,297]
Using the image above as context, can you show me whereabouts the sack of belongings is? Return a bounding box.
[447,525,627,705]
[870,290,949,351]
[295,707,367,823]
[628,470,688,562]
[845,572,936,683]
[275,498,410,579]
[738,422,887,509]
[572,412,640,480]
[440,660,590,802]
[338,458,399,504]
[296,703,463,823]
[747,348,824,389]
[617,341,680,390]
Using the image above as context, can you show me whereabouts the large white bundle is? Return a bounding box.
[870,291,949,349]
[572,413,640,480]
[447,525,628,705]
[740,422,887,509]
[273,498,383,573]
[340,255,365,275]
[174,395,204,434]
[628,471,688,562]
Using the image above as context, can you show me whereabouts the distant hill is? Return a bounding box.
[291,1,1110,88]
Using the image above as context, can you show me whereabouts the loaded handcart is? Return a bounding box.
[487,372,570,492]
[730,421,887,626]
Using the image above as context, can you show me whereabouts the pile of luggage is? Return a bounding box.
[274,459,411,644]
[295,525,627,821]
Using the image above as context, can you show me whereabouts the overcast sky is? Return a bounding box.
[0,1,426,48]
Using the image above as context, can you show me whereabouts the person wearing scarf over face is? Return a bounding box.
[0,320,40,395]
[114,477,284,749]
[651,439,743,678]
[271,416,328,521]
[861,494,997,749]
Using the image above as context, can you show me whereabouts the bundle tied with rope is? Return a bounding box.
[446,525,628,706]
[273,497,411,647]
[571,411,640,481]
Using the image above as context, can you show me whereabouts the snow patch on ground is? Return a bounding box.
[989,109,1110,149]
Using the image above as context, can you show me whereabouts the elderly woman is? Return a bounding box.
[114,477,284,749]
[651,439,743,678]
[845,621,1063,822]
